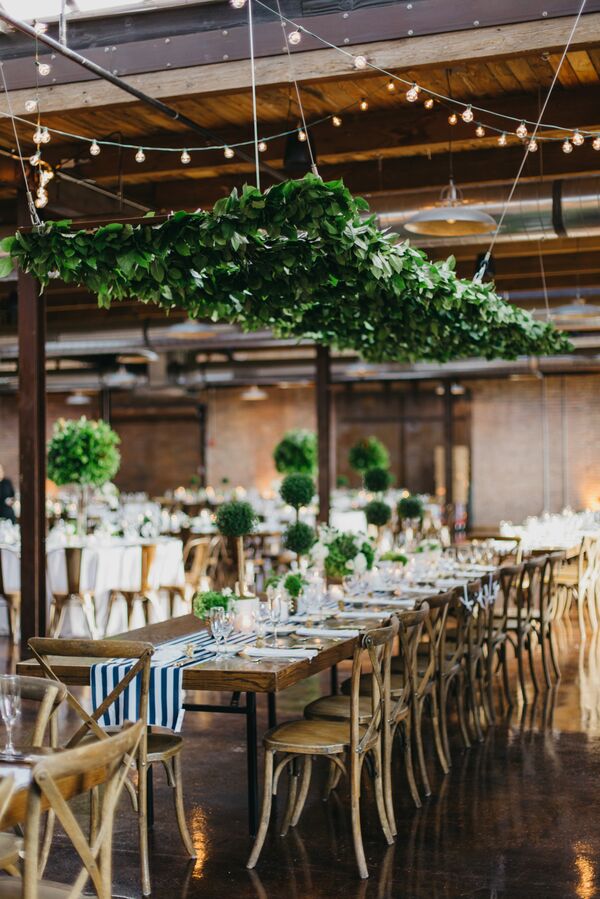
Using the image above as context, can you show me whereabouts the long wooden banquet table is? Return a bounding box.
[17,613,363,835]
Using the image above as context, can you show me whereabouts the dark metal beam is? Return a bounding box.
[316,344,331,524]
[0,9,284,184]
[17,193,46,653]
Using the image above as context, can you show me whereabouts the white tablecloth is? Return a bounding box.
[0,538,185,637]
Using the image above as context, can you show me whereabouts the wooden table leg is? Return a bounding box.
[331,663,339,695]
[267,692,277,729]
[246,692,258,836]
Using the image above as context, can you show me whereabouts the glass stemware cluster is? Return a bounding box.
[209,606,236,653]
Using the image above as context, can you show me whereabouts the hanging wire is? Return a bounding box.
[247,0,261,190]
[0,62,40,226]
[475,0,588,281]
[274,0,319,176]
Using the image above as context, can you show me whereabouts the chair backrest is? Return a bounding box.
[541,551,566,621]
[0,774,14,828]
[46,546,85,596]
[389,606,430,723]
[22,720,144,899]
[414,590,455,696]
[184,537,212,589]
[347,617,399,757]
[28,638,153,752]
[522,556,546,619]
[495,563,525,622]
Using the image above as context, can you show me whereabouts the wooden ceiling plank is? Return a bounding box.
[566,50,600,84]
[547,54,581,87]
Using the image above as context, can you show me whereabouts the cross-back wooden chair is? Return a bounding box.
[0,721,144,899]
[0,546,20,647]
[438,590,472,764]
[487,563,524,717]
[248,619,399,880]
[28,637,195,897]
[569,535,600,633]
[105,543,161,633]
[463,578,495,743]
[164,537,213,616]
[0,777,19,877]
[534,552,564,687]
[512,556,546,701]
[47,547,98,639]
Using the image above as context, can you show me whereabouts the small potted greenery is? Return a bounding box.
[216,500,257,598]
[312,527,375,582]
[280,473,316,570]
[397,494,424,525]
[348,437,390,475]
[193,587,235,620]
[273,429,317,476]
[364,499,392,545]
[47,416,121,535]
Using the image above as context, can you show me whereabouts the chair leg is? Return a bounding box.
[350,754,368,879]
[7,598,19,647]
[516,635,528,703]
[247,750,275,869]
[290,755,312,828]
[439,680,451,766]
[280,760,300,837]
[468,664,484,743]
[456,672,472,749]
[52,601,67,639]
[549,624,561,680]
[371,744,394,846]
[430,688,449,775]
[138,759,151,897]
[322,758,338,802]
[382,718,396,836]
[401,717,421,809]
[527,633,541,692]
[486,646,497,725]
[413,699,431,796]
[172,754,196,857]
[80,594,98,640]
[501,643,513,709]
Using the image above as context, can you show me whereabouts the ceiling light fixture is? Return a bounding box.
[404,178,496,237]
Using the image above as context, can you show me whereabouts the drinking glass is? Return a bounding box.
[253,602,271,646]
[0,676,21,756]
[209,606,226,652]
[268,593,282,645]
[221,606,236,653]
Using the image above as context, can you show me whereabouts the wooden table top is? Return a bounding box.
[17,613,362,694]
[0,747,109,828]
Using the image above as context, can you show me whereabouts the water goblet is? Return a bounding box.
[209,606,226,653]
[253,602,271,647]
[268,593,282,645]
[0,676,21,756]
[221,605,236,653]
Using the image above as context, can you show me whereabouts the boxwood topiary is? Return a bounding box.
[216,500,257,537]
[284,521,316,556]
[280,473,314,512]
[397,494,424,521]
[363,466,392,493]
[365,499,392,527]
[273,429,317,476]
[348,437,390,474]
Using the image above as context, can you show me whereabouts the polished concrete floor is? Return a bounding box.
[7,617,600,898]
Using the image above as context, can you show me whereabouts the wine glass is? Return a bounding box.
[0,676,21,756]
[268,592,282,645]
[253,602,271,647]
[209,606,225,653]
[221,606,236,653]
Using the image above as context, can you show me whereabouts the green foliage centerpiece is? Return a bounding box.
[193,587,235,620]
[280,473,316,569]
[47,417,120,534]
[273,430,317,476]
[349,437,390,475]
[215,500,257,598]
[312,526,375,581]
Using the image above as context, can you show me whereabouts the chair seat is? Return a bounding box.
[0,832,22,869]
[79,731,182,762]
[0,880,93,898]
[304,694,372,724]
[264,718,372,754]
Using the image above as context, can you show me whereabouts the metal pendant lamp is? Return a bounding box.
[404,177,496,237]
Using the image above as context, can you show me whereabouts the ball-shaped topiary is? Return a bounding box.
[284,521,316,556]
[348,437,390,474]
[363,466,392,493]
[47,417,120,487]
[216,500,257,537]
[280,473,314,511]
[365,499,392,528]
[397,494,424,521]
[273,429,317,476]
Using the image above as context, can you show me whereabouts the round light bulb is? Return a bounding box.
[562,138,573,154]
[258,140,267,153]
[406,83,420,103]
[448,112,458,125]
[354,55,368,70]
[288,30,301,45]
[298,128,307,142]
[572,130,584,146]
[34,21,48,34]
[516,121,528,139]
[37,62,51,77]
[359,98,369,111]
[475,125,485,137]
[25,99,38,113]
[40,127,51,144]
[90,140,101,156]
[29,152,41,166]
[229,0,246,7]
[461,105,474,123]
[135,147,146,163]
[593,136,600,151]
[386,80,396,93]
[181,149,191,164]
[498,132,507,146]
[32,128,44,145]
[35,191,48,208]
[224,146,234,159]
[424,97,434,109]
[527,138,538,152]
[332,115,342,127]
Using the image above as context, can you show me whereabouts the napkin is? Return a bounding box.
[334,610,382,620]
[152,646,184,665]
[345,596,415,609]
[241,646,318,660]
[402,585,439,595]
[295,626,359,638]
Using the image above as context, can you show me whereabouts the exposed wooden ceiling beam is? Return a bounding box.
[3,13,600,118]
